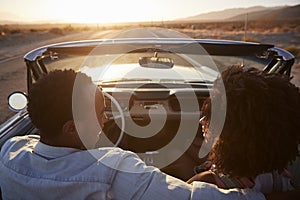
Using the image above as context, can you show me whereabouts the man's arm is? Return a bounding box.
[110,151,266,200]
[191,181,265,200]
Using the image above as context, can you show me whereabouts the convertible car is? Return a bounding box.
[0,28,296,181]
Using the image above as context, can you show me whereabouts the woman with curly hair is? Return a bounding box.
[188,65,300,194]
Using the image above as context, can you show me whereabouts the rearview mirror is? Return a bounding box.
[8,92,28,112]
[139,56,174,69]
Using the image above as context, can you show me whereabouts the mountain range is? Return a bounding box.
[179,4,300,22]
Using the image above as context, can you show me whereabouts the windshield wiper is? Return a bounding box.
[184,80,214,84]
[99,78,152,84]
[183,81,214,88]
[98,79,214,87]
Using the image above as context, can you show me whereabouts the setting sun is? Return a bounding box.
[38,0,170,23]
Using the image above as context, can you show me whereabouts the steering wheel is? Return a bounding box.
[103,92,125,147]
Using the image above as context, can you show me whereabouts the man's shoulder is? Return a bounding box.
[1,135,39,156]
[89,147,140,162]
[7,135,40,143]
[3,135,40,147]
[88,147,151,173]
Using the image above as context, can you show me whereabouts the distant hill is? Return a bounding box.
[0,11,66,25]
[180,4,300,22]
[179,6,273,21]
[229,4,300,21]
[0,11,24,24]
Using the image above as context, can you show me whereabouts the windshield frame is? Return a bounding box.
[24,38,295,92]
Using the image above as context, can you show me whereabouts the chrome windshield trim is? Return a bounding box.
[270,47,295,61]
[24,46,49,62]
[24,38,275,61]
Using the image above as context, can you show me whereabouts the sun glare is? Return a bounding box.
[2,0,300,24]
[45,0,163,24]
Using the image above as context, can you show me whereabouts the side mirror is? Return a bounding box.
[8,92,28,112]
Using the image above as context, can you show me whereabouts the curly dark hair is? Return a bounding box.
[203,65,300,178]
[28,69,94,139]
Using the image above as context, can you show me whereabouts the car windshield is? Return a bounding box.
[42,51,269,85]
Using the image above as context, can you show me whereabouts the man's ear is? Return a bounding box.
[62,120,76,135]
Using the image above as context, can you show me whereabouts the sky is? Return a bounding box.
[0,0,299,23]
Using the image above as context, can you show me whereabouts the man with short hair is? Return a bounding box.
[0,69,266,199]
